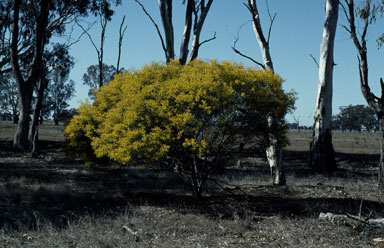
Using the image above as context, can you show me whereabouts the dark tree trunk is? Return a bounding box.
[159,0,175,63]
[379,114,384,190]
[13,113,19,124]
[11,0,49,151]
[179,0,193,65]
[309,128,336,172]
[13,85,33,151]
[29,77,46,157]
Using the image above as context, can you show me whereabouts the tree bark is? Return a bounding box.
[309,0,338,172]
[13,84,33,151]
[266,115,285,185]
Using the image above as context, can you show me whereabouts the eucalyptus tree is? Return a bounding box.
[232,0,287,185]
[76,0,120,88]
[135,0,215,65]
[11,0,110,151]
[309,0,339,172]
[342,0,384,188]
[82,64,116,100]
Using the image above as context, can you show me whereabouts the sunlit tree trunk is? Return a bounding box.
[179,0,193,65]
[309,0,338,172]
[248,0,285,185]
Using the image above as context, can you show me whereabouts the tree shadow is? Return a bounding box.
[0,139,383,232]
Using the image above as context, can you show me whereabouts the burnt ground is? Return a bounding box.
[0,138,384,247]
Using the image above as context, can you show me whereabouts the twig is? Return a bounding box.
[232,46,265,69]
[309,53,319,68]
[198,31,216,48]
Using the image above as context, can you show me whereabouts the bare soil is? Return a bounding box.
[0,137,384,247]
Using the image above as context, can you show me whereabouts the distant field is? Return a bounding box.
[286,130,381,154]
[0,121,65,141]
[0,121,381,154]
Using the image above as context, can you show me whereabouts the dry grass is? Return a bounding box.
[0,121,65,141]
[286,130,381,154]
[1,122,384,247]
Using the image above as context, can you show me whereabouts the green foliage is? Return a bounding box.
[65,60,295,197]
[82,64,117,99]
[333,104,377,132]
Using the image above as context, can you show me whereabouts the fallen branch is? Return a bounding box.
[319,212,384,226]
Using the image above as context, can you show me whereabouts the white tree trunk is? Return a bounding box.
[266,115,285,184]
[310,0,338,172]
[248,0,284,184]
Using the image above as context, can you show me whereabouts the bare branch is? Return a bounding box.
[231,46,265,69]
[117,15,127,73]
[341,24,351,34]
[265,0,276,44]
[64,20,96,48]
[309,53,319,68]
[135,0,167,56]
[198,31,216,47]
[227,20,264,68]
[75,18,100,58]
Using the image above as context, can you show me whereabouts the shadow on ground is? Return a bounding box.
[0,139,383,234]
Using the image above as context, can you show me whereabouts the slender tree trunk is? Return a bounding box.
[29,76,46,157]
[309,0,338,172]
[179,0,193,65]
[247,0,285,185]
[379,114,384,190]
[159,0,174,63]
[98,19,106,88]
[189,0,214,62]
[116,15,126,73]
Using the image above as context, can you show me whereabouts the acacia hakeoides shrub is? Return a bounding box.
[64,60,296,197]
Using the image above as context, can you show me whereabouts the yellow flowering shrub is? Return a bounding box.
[65,60,295,197]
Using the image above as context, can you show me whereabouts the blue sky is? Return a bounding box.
[67,0,384,126]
